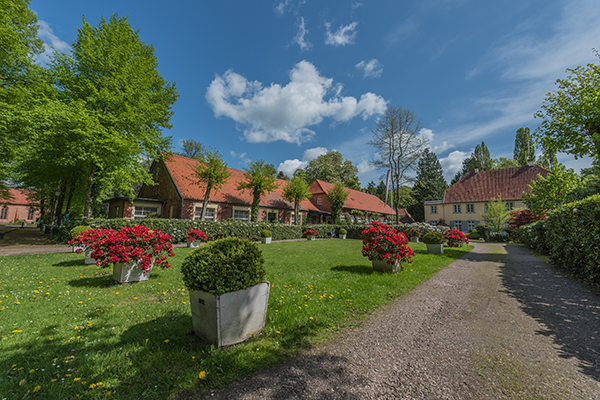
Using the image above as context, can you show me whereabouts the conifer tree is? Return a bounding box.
[408,149,447,221]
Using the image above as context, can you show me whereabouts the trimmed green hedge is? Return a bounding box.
[519,194,600,283]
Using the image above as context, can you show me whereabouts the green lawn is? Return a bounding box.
[0,239,472,399]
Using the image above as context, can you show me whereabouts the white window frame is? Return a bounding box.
[266,209,278,223]
[484,203,489,213]
[232,206,250,221]
[453,204,462,213]
[133,206,158,219]
[194,206,217,221]
[430,205,438,214]
[316,196,322,206]
[505,201,515,211]
[467,220,477,232]
[1,206,7,219]
[454,220,463,231]
[466,203,475,213]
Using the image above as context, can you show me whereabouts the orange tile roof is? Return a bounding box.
[163,154,310,211]
[444,165,551,203]
[309,180,397,215]
[1,188,39,206]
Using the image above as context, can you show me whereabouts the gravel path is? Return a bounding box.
[189,242,600,399]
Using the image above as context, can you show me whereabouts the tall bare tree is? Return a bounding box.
[368,105,427,223]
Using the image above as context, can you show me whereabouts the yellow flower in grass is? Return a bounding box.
[33,385,40,393]
[74,377,81,381]
[164,339,169,343]
[198,371,207,379]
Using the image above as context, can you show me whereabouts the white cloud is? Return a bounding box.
[277,146,328,176]
[230,151,246,159]
[439,150,468,181]
[273,0,291,16]
[325,22,358,46]
[36,20,70,64]
[206,60,387,145]
[355,59,383,78]
[357,160,375,174]
[419,128,455,154]
[352,3,363,10]
[293,17,312,51]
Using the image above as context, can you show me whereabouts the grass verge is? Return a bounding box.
[0,239,472,399]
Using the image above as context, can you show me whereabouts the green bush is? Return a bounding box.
[260,229,272,238]
[180,237,265,295]
[422,232,444,244]
[475,223,487,237]
[69,225,92,240]
[338,228,347,235]
[518,220,547,254]
[466,231,481,240]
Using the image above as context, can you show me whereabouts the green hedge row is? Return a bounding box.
[519,194,600,283]
[60,219,448,244]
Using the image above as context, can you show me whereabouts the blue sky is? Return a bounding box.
[30,0,597,185]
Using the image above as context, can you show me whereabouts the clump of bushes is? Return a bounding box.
[260,230,272,238]
[422,232,444,244]
[180,237,265,295]
[69,225,92,239]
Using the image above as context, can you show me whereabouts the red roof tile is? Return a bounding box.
[163,154,304,210]
[309,180,398,215]
[444,165,551,203]
[1,189,39,206]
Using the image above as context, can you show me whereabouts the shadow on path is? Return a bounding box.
[499,244,600,381]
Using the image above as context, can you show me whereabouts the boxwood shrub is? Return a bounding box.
[180,237,265,295]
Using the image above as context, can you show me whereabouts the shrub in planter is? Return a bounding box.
[361,221,414,272]
[443,229,469,247]
[422,232,444,244]
[338,228,347,239]
[187,228,208,248]
[180,237,269,346]
[260,230,272,238]
[302,228,319,240]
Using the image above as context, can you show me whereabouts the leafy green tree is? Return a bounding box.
[50,13,178,217]
[408,149,447,221]
[482,196,511,232]
[180,139,204,160]
[276,171,290,181]
[368,105,428,223]
[305,151,360,190]
[0,0,44,199]
[236,160,279,222]
[190,148,231,220]
[534,50,600,164]
[282,176,312,225]
[493,157,520,169]
[522,164,583,210]
[514,127,536,165]
[326,183,350,223]
[451,141,493,184]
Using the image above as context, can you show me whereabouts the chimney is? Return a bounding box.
[527,160,535,167]
[474,168,479,174]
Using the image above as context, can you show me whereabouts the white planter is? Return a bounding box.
[339,234,347,239]
[410,237,420,243]
[73,245,86,253]
[189,281,270,347]
[187,240,202,248]
[372,258,399,273]
[426,243,444,255]
[310,236,315,241]
[113,259,153,283]
[262,237,272,244]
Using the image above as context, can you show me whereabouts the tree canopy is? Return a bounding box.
[282,176,312,225]
[522,164,582,211]
[482,196,511,232]
[368,105,427,223]
[408,149,447,221]
[514,127,536,166]
[534,50,600,164]
[236,160,279,222]
[190,148,230,220]
[326,183,350,223]
[451,141,493,185]
[180,139,204,160]
[305,151,360,190]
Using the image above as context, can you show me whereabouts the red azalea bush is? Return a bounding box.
[443,229,469,247]
[68,228,117,253]
[403,224,425,238]
[508,209,548,229]
[187,228,208,242]
[302,229,319,238]
[89,225,174,272]
[361,221,414,268]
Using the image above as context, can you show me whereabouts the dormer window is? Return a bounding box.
[317,196,322,206]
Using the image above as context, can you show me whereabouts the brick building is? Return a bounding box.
[0,188,40,223]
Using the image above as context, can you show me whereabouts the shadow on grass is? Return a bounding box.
[68,275,114,288]
[52,259,87,267]
[330,264,374,275]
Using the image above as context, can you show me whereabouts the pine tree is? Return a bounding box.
[514,127,536,165]
[408,149,448,221]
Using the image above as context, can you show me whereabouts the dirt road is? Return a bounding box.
[192,243,600,399]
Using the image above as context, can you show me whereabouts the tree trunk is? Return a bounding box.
[54,183,67,226]
[83,163,96,219]
[251,190,260,222]
[200,186,212,220]
[294,200,300,225]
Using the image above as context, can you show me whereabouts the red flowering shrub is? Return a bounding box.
[68,228,117,253]
[88,225,174,272]
[443,229,469,247]
[302,229,319,238]
[361,221,414,268]
[508,209,548,229]
[187,228,208,242]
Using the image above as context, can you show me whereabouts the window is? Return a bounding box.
[467,220,477,232]
[454,220,463,231]
[291,213,296,225]
[430,205,438,214]
[27,209,35,220]
[484,203,489,213]
[267,211,277,223]
[466,204,475,213]
[134,206,158,219]
[453,204,462,213]
[505,202,515,211]
[194,207,216,221]
[316,196,322,206]
[428,221,437,226]
[233,209,249,221]
[1,206,8,220]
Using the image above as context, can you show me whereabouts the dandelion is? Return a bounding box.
[12,330,22,333]
[74,377,81,381]
[198,371,207,379]
[33,385,40,393]
[164,339,169,343]
[89,383,97,389]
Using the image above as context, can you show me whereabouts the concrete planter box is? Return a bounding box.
[113,260,153,283]
[187,240,202,248]
[410,237,420,243]
[73,245,86,253]
[306,236,316,241]
[426,243,444,255]
[189,281,270,347]
[261,237,272,244]
[84,249,96,265]
[372,259,399,273]
[339,234,347,239]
